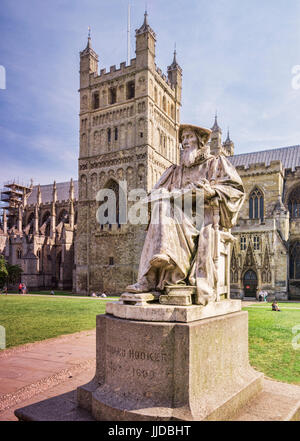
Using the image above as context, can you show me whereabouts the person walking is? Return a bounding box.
[18,282,23,294]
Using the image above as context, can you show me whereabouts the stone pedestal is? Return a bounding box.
[77,302,263,421]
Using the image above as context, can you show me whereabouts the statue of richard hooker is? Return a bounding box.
[126,124,245,305]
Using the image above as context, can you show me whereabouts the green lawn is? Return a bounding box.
[0,295,112,348]
[7,290,119,298]
[243,305,300,385]
[0,296,299,385]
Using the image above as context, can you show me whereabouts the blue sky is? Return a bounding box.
[1,0,300,187]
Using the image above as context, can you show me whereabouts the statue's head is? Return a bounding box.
[179,124,212,166]
[179,124,211,150]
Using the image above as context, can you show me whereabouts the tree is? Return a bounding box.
[0,255,8,288]
[0,255,23,288]
[6,263,23,285]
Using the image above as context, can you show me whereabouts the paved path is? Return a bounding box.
[0,329,96,419]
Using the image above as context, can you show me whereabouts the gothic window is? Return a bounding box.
[40,211,51,236]
[81,95,87,110]
[80,174,87,200]
[154,87,158,104]
[107,128,111,144]
[99,179,126,227]
[288,186,300,218]
[289,241,300,279]
[253,236,260,250]
[114,127,118,141]
[26,212,35,235]
[126,81,135,99]
[109,87,117,104]
[249,188,264,220]
[171,104,174,119]
[92,92,99,109]
[240,236,246,251]
[17,249,22,259]
[57,209,69,225]
[109,257,114,266]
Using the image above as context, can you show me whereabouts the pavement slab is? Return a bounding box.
[0,329,96,414]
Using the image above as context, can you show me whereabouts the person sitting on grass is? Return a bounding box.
[272,300,281,312]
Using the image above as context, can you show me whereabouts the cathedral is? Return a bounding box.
[1,13,300,300]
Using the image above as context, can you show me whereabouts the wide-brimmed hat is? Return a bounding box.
[179,124,211,145]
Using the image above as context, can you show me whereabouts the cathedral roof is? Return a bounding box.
[229,144,300,171]
[27,181,78,206]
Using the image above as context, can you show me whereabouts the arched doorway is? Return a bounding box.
[243,270,258,297]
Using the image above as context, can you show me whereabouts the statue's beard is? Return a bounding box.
[181,145,210,167]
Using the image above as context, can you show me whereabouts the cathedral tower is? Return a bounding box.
[76,14,182,294]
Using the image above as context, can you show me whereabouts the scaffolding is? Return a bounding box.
[1,180,33,228]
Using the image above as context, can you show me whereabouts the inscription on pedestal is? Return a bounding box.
[105,344,172,382]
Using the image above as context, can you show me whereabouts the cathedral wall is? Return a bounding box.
[231,161,288,300]
[235,161,284,220]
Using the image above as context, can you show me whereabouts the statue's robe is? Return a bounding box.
[135,154,245,304]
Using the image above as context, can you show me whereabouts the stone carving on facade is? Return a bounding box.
[125,123,245,306]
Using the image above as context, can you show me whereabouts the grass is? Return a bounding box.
[7,290,119,298]
[247,302,300,309]
[0,296,299,385]
[0,295,113,348]
[243,305,300,385]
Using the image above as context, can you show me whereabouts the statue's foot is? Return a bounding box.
[150,254,174,268]
[125,282,151,293]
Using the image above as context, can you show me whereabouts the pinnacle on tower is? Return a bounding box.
[135,10,156,39]
[223,127,235,156]
[167,45,182,91]
[224,128,232,144]
[168,46,182,72]
[211,112,222,134]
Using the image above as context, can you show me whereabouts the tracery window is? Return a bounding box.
[109,87,117,104]
[92,92,99,109]
[240,236,247,251]
[253,236,260,250]
[126,81,135,100]
[288,187,300,218]
[290,241,300,279]
[107,128,111,144]
[249,188,264,220]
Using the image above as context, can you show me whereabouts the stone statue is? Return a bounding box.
[126,124,245,305]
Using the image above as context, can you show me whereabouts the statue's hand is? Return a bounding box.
[203,185,217,200]
[196,182,216,200]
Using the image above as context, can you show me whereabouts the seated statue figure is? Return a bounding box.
[126,124,245,306]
